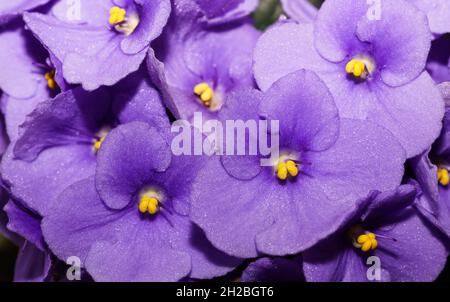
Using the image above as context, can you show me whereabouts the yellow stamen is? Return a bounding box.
[93,135,106,152]
[138,196,159,215]
[194,82,214,107]
[277,162,288,180]
[276,160,299,180]
[194,83,209,95]
[438,168,449,186]
[138,197,149,213]
[286,160,298,177]
[109,6,126,25]
[44,70,57,90]
[345,59,367,78]
[109,6,139,36]
[356,232,378,252]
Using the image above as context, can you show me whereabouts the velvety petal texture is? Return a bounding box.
[281,0,317,23]
[0,0,50,25]
[44,120,241,281]
[191,71,406,258]
[150,11,260,121]
[13,241,51,282]
[303,185,448,282]
[410,0,450,35]
[42,177,192,281]
[23,0,170,90]
[4,199,45,251]
[0,25,49,99]
[254,7,443,158]
[95,122,172,210]
[13,87,110,162]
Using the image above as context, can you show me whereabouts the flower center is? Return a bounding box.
[93,135,106,152]
[44,69,57,90]
[438,167,449,186]
[275,159,299,181]
[194,82,214,108]
[138,189,163,215]
[139,196,159,215]
[345,56,375,79]
[109,6,139,36]
[93,128,110,153]
[348,225,378,252]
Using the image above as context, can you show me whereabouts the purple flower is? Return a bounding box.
[303,185,448,282]
[0,0,50,25]
[280,0,317,23]
[3,199,51,282]
[0,20,62,140]
[190,70,406,258]
[409,0,450,36]
[254,0,444,158]
[1,69,168,216]
[23,0,171,90]
[42,121,240,281]
[148,6,260,121]
[409,84,450,239]
[241,257,304,282]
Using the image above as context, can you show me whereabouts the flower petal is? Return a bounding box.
[253,22,334,91]
[95,122,172,210]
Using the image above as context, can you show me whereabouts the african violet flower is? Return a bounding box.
[0,20,63,140]
[23,0,171,90]
[42,121,240,281]
[190,70,406,258]
[0,0,50,25]
[303,185,448,282]
[280,0,317,23]
[241,257,304,282]
[409,83,450,239]
[254,0,444,158]
[409,0,450,37]
[1,69,168,216]
[148,3,260,121]
[195,0,258,25]
[2,198,51,282]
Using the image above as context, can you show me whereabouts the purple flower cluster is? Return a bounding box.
[0,0,449,282]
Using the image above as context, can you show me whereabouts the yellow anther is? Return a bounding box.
[194,82,214,107]
[277,162,288,180]
[200,88,213,102]
[345,59,366,78]
[147,202,158,215]
[139,196,159,215]
[138,197,150,213]
[356,233,378,252]
[286,160,298,177]
[276,159,299,180]
[93,135,106,152]
[109,6,126,25]
[194,83,209,95]
[438,168,449,186]
[44,70,57,90]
